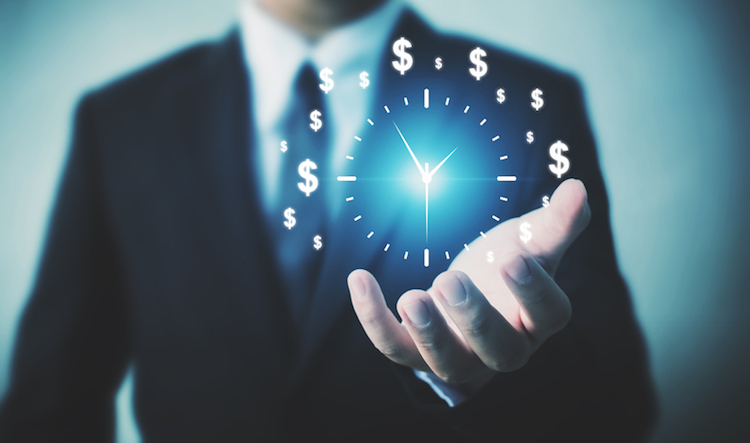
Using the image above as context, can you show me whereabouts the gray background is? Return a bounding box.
[1,0,748,441]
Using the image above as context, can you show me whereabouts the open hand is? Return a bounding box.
[347,179,591,393]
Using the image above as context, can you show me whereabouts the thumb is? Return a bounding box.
[516,178,591,274]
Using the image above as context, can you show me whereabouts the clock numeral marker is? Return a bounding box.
[496,176,517,182]
[424,248,429,267]
[424,88,429,109]
[337,176,357,181]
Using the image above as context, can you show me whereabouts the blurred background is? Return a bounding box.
[1,0,748,441]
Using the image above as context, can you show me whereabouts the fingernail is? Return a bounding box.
[350,276,366,299]
[440,275,468,306]
[504,255,531,284]
[404,300,431,328]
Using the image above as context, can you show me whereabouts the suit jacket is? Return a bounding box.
[0,9,656,442]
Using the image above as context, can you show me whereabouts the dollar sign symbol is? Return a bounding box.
[548,140,570,179]
[435,57,442,70]
[392,37,413,75]
[531,88,544,111]
[313,235,323,250]
[297,159,319,196]
[526,131,534,144]
[309,110,322,132]
[280,140,288,153]
[359,71,369,89]
[469,47,488,81]
[542,196,550,207]
[486,251,494,263]
[520,222,532,244]
[283,207,296,230]
[319,67,334,94]
[496,88,505,104]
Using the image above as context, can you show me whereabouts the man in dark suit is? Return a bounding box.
[0,0,655,441]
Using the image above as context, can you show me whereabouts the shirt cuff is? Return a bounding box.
[413,369,468,407]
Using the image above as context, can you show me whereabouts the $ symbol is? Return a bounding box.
[548,140,570,179]
[392,37,413,75]
[496,88,505,104]
[283,207,296,230]
[280,140,288,153]
[297,159,319,196]
[319,67,334,94]
[542,195,550,207]
[309,110,322,132]
[531,88,544,111]
[435,57,442,70]
[526,131,534,144]
[520,222,532,244]
[486,251,494,263]
[469,47,488,81]
[313,235,323,250]
[359,71,369,89]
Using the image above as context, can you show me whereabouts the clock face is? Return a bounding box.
[336,85,524,268]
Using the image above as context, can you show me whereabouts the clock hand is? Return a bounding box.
[428,146,458,179]
[424,163,429,244]
[392,121,426,177]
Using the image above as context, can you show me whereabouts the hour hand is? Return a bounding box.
[428,147,458,179]
[393,121,425,177]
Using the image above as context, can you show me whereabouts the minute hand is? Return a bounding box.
[392,121,426,177]
[428,147,458,179]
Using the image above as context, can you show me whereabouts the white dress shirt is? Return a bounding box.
[238,0,467,407]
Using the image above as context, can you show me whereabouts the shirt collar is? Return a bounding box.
[239,0,404,133]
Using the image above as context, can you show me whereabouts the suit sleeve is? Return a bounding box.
[0,94,131,442]
[393,77,657,442]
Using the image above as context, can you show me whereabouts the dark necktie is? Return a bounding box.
[271,63,330,329]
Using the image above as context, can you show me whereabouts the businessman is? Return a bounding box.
[0,0,656,441]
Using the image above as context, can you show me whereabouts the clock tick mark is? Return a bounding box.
[492,215,500,221]
[445,251,450,260]
[384,105,390,113]
[354,215,362,221]
[354,136,361,141]
[463,244,470,251]
[463,105,470,114]
[499,196,509,202]
[384,243,390,252]
[345,196,354,202]
[404,97,409,106]
[499,155,508,160]
[367,231,374,239]
[404,251,409,260]
[445,97,450,106]
[479,118,487,126]
[367,118,374,126]
[492,135,500,141]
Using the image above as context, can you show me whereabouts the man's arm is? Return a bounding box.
[348,77,656,441]
[0,95,131,441]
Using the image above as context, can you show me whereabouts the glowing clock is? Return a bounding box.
[336,86,522,268]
